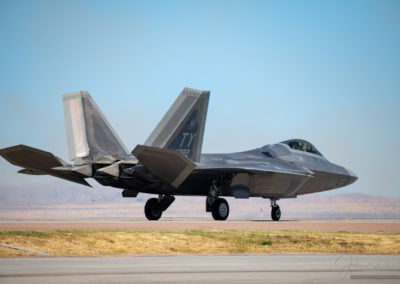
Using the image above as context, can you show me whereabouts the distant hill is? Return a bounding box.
[0,184,399,220]
[0,184,127,204]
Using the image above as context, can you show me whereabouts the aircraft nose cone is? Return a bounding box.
[345,167,358,185]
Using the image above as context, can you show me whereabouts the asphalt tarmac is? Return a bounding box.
[0,255,399,283]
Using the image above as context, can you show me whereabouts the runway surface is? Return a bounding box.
[0,255,399,283]
[1,219,400,233]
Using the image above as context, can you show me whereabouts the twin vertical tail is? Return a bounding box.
[0,88,210,190]
[63,91,130,165]
[0,88,209,188]
[63,88,210,165]
[144,88,210,162]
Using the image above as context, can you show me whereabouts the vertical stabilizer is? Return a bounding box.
[63,91,129,164]
[144,88,210,162]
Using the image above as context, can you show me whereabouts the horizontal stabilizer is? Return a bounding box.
[0,144,67,170]
[0,145,91,187]
[132,145,196,188]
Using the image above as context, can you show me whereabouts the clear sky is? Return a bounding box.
[0,0,399,197]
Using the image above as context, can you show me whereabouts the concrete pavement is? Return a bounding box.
[0,254,399,283]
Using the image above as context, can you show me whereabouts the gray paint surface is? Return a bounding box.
[0,87,358,217]
[0,255,398,283]
[144,87,210,162]
[63,91,130,164]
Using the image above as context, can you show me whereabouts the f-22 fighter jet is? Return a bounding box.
[0,88,358,221]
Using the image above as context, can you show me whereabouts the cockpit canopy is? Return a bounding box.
[281,139,323,156]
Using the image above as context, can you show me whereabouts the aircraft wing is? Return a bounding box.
[0,144,91,187]
[192,157,313,198]
[194,153,313,176]
[193,163,313,176]
[132,145,312,191]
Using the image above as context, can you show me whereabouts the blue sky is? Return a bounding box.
[0,0,399,197]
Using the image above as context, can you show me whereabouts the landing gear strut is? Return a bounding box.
[270,198,281,221]
[144,195,175,221]
[206,176,232,221]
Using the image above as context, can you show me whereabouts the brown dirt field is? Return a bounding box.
[1,230,400,256]
[0,220,400,233]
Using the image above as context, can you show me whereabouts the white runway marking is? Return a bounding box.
[0,243,51,256]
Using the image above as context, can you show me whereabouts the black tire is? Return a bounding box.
[145,198,162,221]
[271,206,281,221]
[211,198,229,221]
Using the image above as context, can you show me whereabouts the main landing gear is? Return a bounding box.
[211,198,229,220]
[144,195,175,220]
[206,177,231,220]
[270,198,281,221]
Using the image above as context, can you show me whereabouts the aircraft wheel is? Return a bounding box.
[211,198,229,221]
[145,198,162,221]
[271,206,281,221]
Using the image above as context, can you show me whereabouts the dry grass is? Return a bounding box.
[0,230,399,256]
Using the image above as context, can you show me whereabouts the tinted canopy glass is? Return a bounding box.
[281,139,322,156]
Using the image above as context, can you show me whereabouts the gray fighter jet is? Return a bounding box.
[0,88,358,221]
